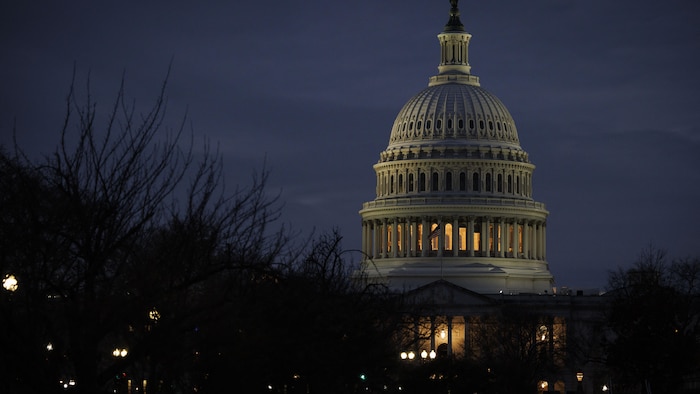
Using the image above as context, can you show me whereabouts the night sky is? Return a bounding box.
[2,0,699,290]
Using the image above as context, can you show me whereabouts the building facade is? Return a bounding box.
[358,2,608,393]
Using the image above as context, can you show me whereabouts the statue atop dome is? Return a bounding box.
[445,0,465,32]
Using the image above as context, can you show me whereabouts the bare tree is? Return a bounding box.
[0,71,288,393]
[604,245,700,394]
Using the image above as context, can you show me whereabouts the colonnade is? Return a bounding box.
[361,215,546,261]
[409,315,561,360]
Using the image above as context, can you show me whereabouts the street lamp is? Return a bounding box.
[113,348,128,358]
[576,372,583,394]
[3,274,18,292]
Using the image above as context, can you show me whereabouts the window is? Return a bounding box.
[472,172,480,191]
[398,174,404,193]
[497,174,503,193]
[469,119,474,130]
[408,173,415,192]
[447,118,452,129]
[459,172,466,191]
[446,172,453,191]
[390,175,395,194]
[432,172,439,191]
[419,173,426,192]
[486,173,492,192]
[436,119,442,130]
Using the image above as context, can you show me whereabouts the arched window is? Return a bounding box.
[459,172,466,191]
[497,174,503,193]
[485,173,492,192]
[472,172,480,191]
[447,118,453,129]
[390,175,395,194]
[398,174,404,193]
[408,173,415,192]
[419,173,426,192]
[445,172,453,191]
[516,175,520,194]
[432,172,439,191]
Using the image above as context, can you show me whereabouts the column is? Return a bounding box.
[467,216,475,257]
[513,219,520,259]
[499,218,506,258]
[542,221,547,260]
[381,218,388,258]
[430,316,436,352]
[523,221,530,259]
[404,219,411,258]
[453,217,459,257]
[482,217,490,257]
[410,220,418,257]
[447,316,453,356]
[421,217,429,257]
[437,217,444,257]
[391,218,398,258]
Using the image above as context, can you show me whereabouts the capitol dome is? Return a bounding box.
[359,0,553,294]
[388,84,521,150]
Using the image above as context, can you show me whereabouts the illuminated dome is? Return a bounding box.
[388,84,521,150]
[359,0,553,294]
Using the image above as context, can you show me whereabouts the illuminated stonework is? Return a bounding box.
[359,0,553,294]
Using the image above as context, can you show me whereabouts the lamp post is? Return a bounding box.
[576,372,584,394]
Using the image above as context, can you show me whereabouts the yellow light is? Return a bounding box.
[3,274,18,292]
[440,329,446,339]
[421,350,428,359]
[429,350,436,359]
[407,351,415,360]
[148,308,161,321]
[400,352,408,360]
[576,372,584,382]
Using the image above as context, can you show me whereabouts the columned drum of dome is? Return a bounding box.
[359,0,553,294]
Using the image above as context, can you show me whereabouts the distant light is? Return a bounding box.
[602,384,609,391]
[421,350,428,359]
[400,351,408,360]
[429,350,436,359]
[113,348,128,357]
[407,351,415,360]
[576,372,584,382]
[148,308,160,321]
[3,274,18,292]
[46,342,54,351]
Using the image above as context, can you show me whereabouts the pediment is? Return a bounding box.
[406,279,495,307]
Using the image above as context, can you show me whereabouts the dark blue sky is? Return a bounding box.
[2,0,699,289]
